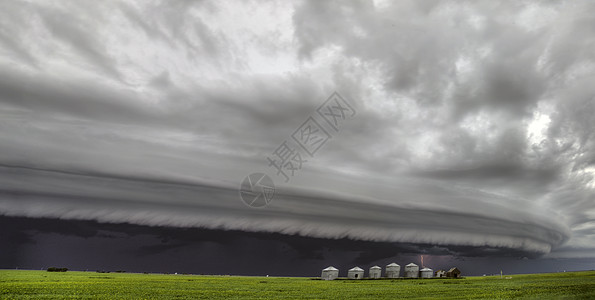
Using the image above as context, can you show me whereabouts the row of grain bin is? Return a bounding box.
[404,263,433,278]
[321,263,435,280]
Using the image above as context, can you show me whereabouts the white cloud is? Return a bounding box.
[0,0,594,259]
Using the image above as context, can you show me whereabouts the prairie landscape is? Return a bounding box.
[1,270,594,299]
[2,1,595,298]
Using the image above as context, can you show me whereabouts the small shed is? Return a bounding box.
[404,263,419,278]
[385,263,401,278]
[435,270,446,278]
[321,266,339,280]
[347,267,364,279]
[369,266,382,279]
[446,267,461,278]
[420,267,433,278]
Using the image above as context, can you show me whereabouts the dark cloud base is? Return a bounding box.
[1,216,590,276]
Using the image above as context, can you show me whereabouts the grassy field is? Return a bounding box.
[1,270,594,299]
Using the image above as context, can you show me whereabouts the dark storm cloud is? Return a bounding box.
[0,0,594,262]
[3,216,581,275]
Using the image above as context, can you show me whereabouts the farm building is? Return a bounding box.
[369,266,382,279]
[435,270,446,278]
[404,263,419,278]
[321,266,339,280]
[347,267,364,279]
[385,263,401,278]
[420,267,433,278]
[446,267,461,278]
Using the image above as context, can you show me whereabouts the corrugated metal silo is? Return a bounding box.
[321,266,339,280]
[385,263,401,278]
[369,266,382,279]
[347,267,364,279]
[420,267,433,278]
[404,263,419,278]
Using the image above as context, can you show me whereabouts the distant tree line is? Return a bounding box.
[47,267,68,272]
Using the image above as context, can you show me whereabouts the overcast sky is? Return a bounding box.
[1,0,595,274]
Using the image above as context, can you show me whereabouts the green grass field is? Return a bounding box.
[1,270,594,299]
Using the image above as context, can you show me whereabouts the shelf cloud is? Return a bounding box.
[0,0,594,261]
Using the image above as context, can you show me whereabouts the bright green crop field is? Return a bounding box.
[1,270,594,299]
